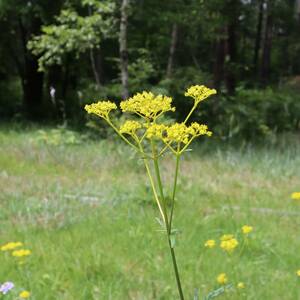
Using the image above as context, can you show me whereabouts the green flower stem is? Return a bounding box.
[144,159,165,222]
[138,143,166,222]
[168,238,185,300]
[169,153,180,229]
[183,103,197,124]
[151,141,185,300]
[106,119,140,152]
[151,141,169,226]
[179,136,196,154]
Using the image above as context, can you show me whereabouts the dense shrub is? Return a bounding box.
[196,87,300,140]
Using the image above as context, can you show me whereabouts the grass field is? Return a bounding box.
[0,126,300,299]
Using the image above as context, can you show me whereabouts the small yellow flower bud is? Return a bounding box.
[242,225,253,234]
[291,192,300,200]
[217,273,228,285]
[237,282,245,289]
[19,290,31,298]
[204,240,216,248]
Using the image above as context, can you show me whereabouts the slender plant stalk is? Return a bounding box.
[106,119,140,151]
[167,237,185,300]
[151,142,185,300]
[169,154,180,228]
[184,103,197,124]
[151,141,169,225]
[144,159,166,222]
[138,144,166,222]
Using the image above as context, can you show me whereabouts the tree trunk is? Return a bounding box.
[95,50,104,84]
[120,0,129,99]
[166,23,178,78]
[224,24,237,95]
[88,5,102,89]
[18,16,44,120]
[224,0,239,95]
[213,29,226,91]
[89,48,102,89]
[295,0,300,19]
[253,0,264,74]
[47,65,62,117]
[260,0,273,86]
[23,55,44,120]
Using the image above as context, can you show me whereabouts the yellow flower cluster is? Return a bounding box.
[217,273,228,284]
[220,234,234,241]
[206,226,253,252]
[220,235,239,253]
[19,290,31,298]
[84,85,216,155]
[237,282,245,289]
[145,123,166,139]
[185,85,217,104]
[188,123,212,137]
[165,123,190,144]
[12,249,31,257]
[120,92,175,119]
[146,122,212,145]
[84,101,117,119]
[204,239,216,248]
[119,120,142,136]
[291,192,300,200]
[297,270,300,277]
[217,274,246,289]
[242,225,253,234]
[1,241,31,260]
[1,242,23,251]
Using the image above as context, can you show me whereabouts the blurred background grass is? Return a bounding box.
[0,126,299,299]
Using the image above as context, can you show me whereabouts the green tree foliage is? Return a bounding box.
[28,0,115,71]
[0,0,299,138]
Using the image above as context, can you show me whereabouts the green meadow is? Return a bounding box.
[1,127,300,299]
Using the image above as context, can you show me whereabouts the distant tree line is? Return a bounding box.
[0,0,299,128]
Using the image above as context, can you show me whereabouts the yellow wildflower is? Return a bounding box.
[220,234,234,241]
[242,225,253,234]
[185,85,217,104]
[119,120,142,136]
[165,123,190,144]
[296,270,300,277]
[1,242,23,251]
[237,282,245,289]
[84,101,117,119]
[291,192,300,200]
[19,290,30,298]
[12,249,31,257]
[161,122,212,145]
[204,240,216,248]
[217,273,228,285]
[146,123,167,139]
[220,237,239,253]
[120,92,175,119]
[187,122,212,137]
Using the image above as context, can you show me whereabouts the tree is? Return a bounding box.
[166,23,178,79]
[253,0,264,74]
[27,0,115,118]
[0,0,63,120]
[295,0,300,19]
[28,1,115,73]
[260,0,273,86]
[119,0,129,99]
